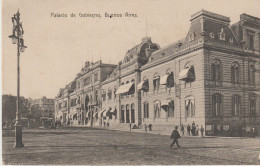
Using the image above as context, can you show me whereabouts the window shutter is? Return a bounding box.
[153,79,157,91]
[231,67,234,83]
[212,95,216,116]
[231,96,234,115]
[220,95,223,116]
[147,103,149,118]
[212,65,216,81]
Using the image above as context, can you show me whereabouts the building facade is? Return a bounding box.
[55,61,117,126]
[30,96,55,118]
[55,10,260,136]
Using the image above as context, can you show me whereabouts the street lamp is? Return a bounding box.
[8,10,27,148]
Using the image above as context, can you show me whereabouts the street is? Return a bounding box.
[2,127,260,165]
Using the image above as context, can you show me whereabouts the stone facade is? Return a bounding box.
[55,10,260,136]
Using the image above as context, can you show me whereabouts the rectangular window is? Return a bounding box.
[108,91,112,101]
[94,73,98,82]
[250,99,256,116]
[84,77,91,86]
[95,90,98,101]
[144,103,149,119]
[77,82,80,89]
[248,34,254,50]
[70,98,77,107]
[59,103,62,109]
[102,93,106,101]
[232,96,240,116]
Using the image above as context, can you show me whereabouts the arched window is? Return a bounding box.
[185,96,195,117]
[131,104,135,123]
[143,102,149,119]
[154,101,161,119]
[249,65,255,85]
[121,105,125,123]
[232,95,241,116]
[153,73,160,93]
[212,60,221,82]
[212,93,223,116]
[231,62,240,84]
[249,93,256,117]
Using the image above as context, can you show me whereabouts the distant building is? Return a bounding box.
[30,96,55,119]
[55,10,260,136]
[55,61,117,126]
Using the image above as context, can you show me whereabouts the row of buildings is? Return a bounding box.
[55,10,260,136]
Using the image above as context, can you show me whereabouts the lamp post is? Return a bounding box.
[8,10,27,148]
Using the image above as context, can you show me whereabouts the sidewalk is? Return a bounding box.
[65,125,260,139]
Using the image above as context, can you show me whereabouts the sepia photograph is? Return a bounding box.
[1,0,260,165]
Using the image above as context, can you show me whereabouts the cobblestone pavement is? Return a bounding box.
[2,128,260,165]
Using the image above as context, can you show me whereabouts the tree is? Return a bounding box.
[2,94,31,126]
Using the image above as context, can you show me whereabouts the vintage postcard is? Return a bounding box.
[2,0,260,165]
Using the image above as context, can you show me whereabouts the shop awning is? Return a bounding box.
[110,108,117,115]
[160,73,174,87]
[110,108,115,113]
[160,74,169,85]
[86,111,91,117]
[161,100,171,106]
[102,107,112,117]
[137,80,149,90]
[93,112,98,118]
[179,67,195,80]
[98,108,106,117]
[115,82,134,94]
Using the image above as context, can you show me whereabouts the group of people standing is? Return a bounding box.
[183,121,204,136]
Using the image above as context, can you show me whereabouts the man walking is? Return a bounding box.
[170,126,181,148]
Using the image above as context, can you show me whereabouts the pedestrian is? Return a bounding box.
[181,124,184,136]
[54,120,57,130]
[187,124,191,136]
[107,122,110,128]
[191,125,195,136]
[148,124,152,131]
[192,121,195,127]
[192,121,196,136]
[144,124,147,133]
[200,125,204,137]
[170,126,181,148]
[196,125,199,136]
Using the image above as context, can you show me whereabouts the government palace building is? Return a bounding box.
[55,10,260,136]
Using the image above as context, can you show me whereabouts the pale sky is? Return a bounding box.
[2,0,260,99]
